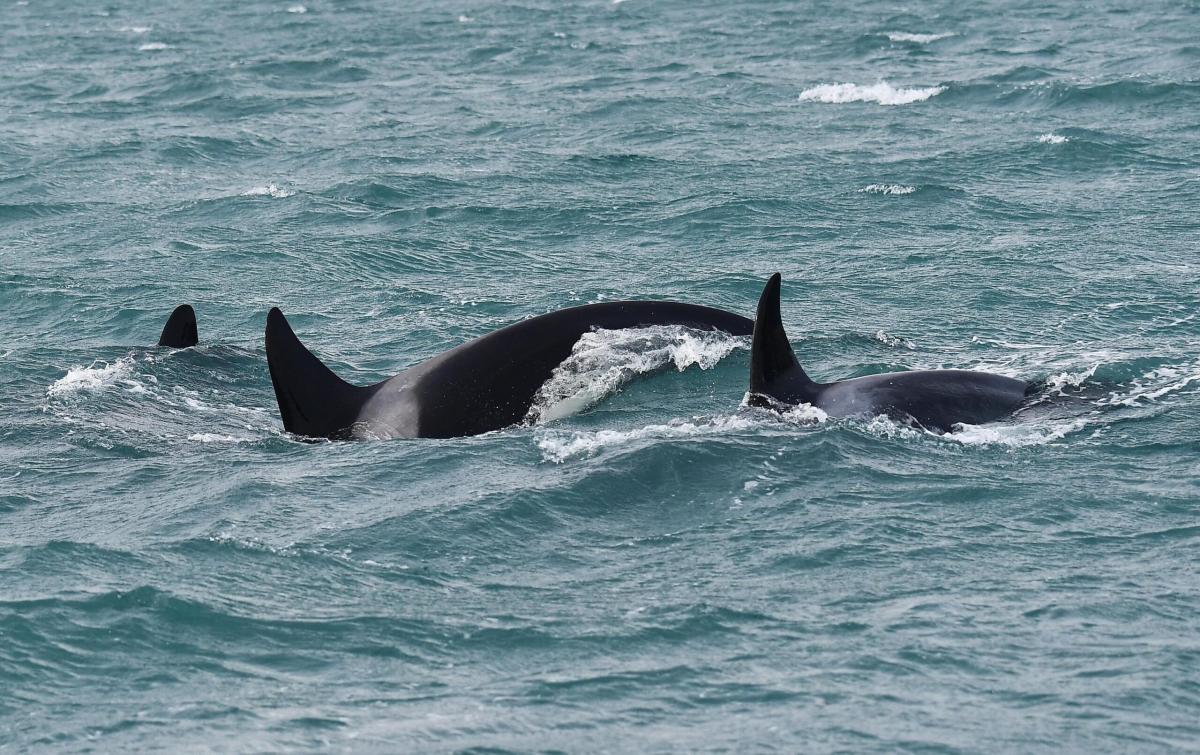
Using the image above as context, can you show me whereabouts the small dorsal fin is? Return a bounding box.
[265,308,373,439]
[158,305,198,348]
[750,274,813,403]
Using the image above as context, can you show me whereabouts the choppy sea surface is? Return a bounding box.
[3,0,1200,750]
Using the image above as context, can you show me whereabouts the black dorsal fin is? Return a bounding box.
[750,274,813,404]
[265,308,373,439]
[158,305,198,348]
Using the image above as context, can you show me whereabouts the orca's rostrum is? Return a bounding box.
[265,301,753,440]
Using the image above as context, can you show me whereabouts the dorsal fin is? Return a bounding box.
[158,305,198,348]
[750,274,813,404]
[265,308,373,439]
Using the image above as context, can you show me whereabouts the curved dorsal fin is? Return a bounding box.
[265,308,373,439]
[158,305,198,348]
[750,273,813,403]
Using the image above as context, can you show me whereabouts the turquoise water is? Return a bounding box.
[3,0,1200,749]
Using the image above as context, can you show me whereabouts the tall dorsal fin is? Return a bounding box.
[158,305,198,348]
[265,308,373,439]
[750,273,813,403]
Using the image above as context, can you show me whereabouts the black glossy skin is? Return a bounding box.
[749,274,1030,432]
[158,305,198,348]
[266,301,753,440]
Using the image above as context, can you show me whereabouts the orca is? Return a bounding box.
[158,305,198,348]
[749,274,1032,432]
[266,301,753,440]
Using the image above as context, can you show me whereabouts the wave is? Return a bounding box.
[138,42,170,52]
[799,82,945,105]
[1037,133,1069,144]
[537,404,827,463]
[526,326,747,424]
[241,184,295,198]
[46,357,140,398]
[884,32,955,44]
[859,184,916,196]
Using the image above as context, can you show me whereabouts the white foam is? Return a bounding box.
[1101,362,1200,407]
[138,42,169,51]
[873,330,916,349]
[526,326,746,424]
[537,415,758,463]
[287,4,307,12]
[1043,363,1099,393]
[457,14,473,22]
[1038,133,1069,144]
[800,82,945,105]
[120,25,151,34]
[48,358,136,398]
[242,184,295,198]
[885,31,955,43]
[951,418,1089,447]
[188,433,251,443]
[860,184,916,196]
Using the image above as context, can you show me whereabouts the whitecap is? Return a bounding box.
[188,433,251,443]
[241,183,295,198]
[526,325,747,424]
[1037,133,1069,144]
[799,82,945,105]
[860,184,916,196]
[287,4,307,12]
[120,25,151,34]
[885,31,955,44]
[537,415,758,463]
[457,14,473,22]
[950,418,1090,447]
[138,42,169,51]
[874,330,916,348]
[1100,362,1200,407]
[47,358,136,398]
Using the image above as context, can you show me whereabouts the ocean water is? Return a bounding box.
[3,0,1199,749]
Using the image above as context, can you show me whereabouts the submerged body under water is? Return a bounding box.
[2,0,1199,750]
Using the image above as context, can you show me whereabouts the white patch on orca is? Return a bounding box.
[526,325,747,424]
[800,82,945,105]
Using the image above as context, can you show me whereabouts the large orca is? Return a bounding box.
[158,305,198,348]
[266,301,753,440]
[749,274,1032,432]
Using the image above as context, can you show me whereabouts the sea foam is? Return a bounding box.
[860,184,917,196]
[885,32,955,43]
[242,184,295,198]
[47,358,137,397]
[800,82,945,105]
[527,325,746,424]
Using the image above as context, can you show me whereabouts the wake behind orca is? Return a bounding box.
[749,274,1032,432]
[266,301,753,440]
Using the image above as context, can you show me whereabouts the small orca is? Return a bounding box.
[749,274,1032,432]
[266,301,753,440]
[158,305,199,348]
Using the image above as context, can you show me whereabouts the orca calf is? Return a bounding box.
[749,274,1031,432]
[158,305,199,348]
[266,301,753,440]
